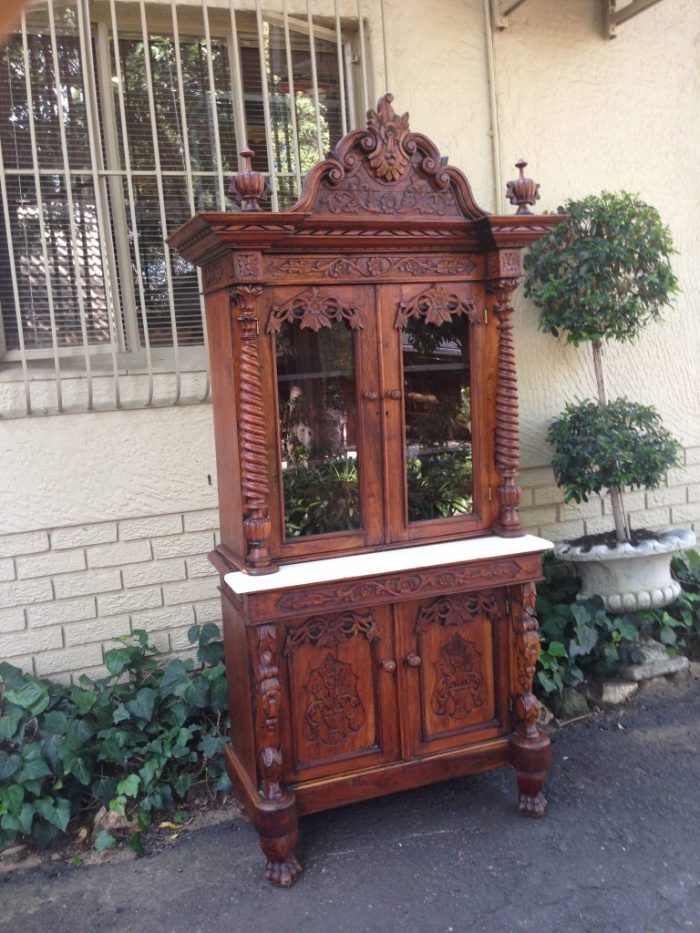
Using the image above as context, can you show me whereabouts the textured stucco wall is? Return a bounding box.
[1,0,699,675]
[0,406,217,535]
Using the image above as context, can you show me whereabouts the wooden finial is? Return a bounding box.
[229,149,267,212]
[506,158,541,215]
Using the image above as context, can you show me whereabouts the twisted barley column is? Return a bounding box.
[234,287,274,572]
[489,279,522,536]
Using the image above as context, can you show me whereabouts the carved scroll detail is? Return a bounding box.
[415,592,501,633]
[276,560,522,613]
[255,624,283,799]
[267,286,364,334]
[432,633,486,719]
[234,286,274,573]
[271,255,476,279]
[284,611,380,656]
[512,583,541,739]
[303,653,366,746]
[488,278,522,536]
[395,285,480,330]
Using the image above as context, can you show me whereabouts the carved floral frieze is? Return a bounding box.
[270,255,476,279]
[274,561,522,613]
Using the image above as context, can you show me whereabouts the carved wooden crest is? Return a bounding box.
[395,285,481,330]
[292,93,488,221]
[267,286,365,334]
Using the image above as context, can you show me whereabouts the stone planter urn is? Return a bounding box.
[554,527,696,612]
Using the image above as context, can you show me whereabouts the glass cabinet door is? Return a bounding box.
[265,285,382,556]
[380,282,488,543]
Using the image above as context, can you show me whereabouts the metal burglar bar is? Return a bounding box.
[0,0,388,417]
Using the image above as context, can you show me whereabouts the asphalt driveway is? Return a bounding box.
[2,677,699,933]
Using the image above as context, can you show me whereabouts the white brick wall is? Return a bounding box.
[0,507,220,684]
[520,444,700,542]
[1,444,698,684]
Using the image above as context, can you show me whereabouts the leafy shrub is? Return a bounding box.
[535,551,700,695]
[523,190,680,544]
[547,398,680,504]
[524,191,678,346]
[0,624,230,852]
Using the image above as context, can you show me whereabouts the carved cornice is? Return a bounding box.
[395,285,480,330]
[415,592,501,633]
[291,93,489,222]
[266,286,365,334]
[284,611,380,656]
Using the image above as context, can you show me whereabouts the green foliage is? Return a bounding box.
[524,191,679,346]
[406,449,473,521]
[672,549,700,593]
[0,624,229,853]
[547,398,681,503]
[283,450,474,536]
[536,552,700,695]
[283,457,361,538]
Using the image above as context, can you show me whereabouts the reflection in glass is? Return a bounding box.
[276,322,361,538]
[403,315,473,522]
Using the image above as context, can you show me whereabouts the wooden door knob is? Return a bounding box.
[404,652,422,668]
[363,390,379,401]
[380,658,397,672]
[386,389,402,400]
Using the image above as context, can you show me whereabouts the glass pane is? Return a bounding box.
[276,322,361,539]
[403,316,473,522]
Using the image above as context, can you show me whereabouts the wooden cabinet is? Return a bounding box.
[170,93,560,887]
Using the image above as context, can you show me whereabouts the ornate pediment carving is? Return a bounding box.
[292,93,489,221]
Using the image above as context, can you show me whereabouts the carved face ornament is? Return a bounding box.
[367,100,411,183]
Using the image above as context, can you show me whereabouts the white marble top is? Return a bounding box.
[224,534,553,595]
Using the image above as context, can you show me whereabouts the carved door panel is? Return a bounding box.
[378,281,497,543]
[398,589,509,757]
[262,284,384,559]
[281,605,399,781]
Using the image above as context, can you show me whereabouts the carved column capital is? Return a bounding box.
[486,276,518,312]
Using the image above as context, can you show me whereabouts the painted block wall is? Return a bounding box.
[1,0,699,677]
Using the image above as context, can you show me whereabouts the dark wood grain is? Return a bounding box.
[171,93,559,886]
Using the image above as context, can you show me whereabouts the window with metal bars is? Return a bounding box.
[0,0,365,414]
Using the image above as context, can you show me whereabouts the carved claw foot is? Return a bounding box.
[518,790,547,818]
[264,853,302,887]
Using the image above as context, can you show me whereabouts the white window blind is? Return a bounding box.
[0,0,387,417]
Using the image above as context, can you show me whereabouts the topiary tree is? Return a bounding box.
[524,191,681,545]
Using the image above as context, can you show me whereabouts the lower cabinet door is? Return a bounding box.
[280,605,400,781]
[398,589,510,757]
